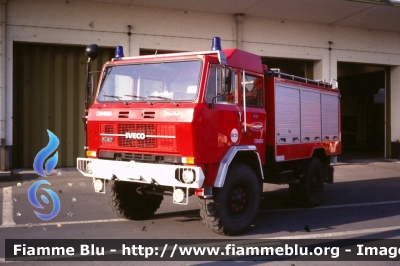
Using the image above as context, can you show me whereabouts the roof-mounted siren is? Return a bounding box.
[211,36,226,65]
[85,44,99,62]
[114,46,124,60]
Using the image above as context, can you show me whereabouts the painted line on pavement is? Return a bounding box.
[265,225,400,239]
[0,218,127,228]
[2,187,16,226]
[1,200,400,229]
[259,199,400,213]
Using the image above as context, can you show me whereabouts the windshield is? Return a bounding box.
[97,60,202,103]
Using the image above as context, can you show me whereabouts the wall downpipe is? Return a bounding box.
[127,25,132,56]
[0,0,7,171]
[235,14,244,50]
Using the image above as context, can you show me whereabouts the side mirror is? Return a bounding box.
[224,68,232,94]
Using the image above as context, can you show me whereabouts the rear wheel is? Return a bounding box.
[105,180,163,220]
[199,164,261,235]
[289,157,324,207]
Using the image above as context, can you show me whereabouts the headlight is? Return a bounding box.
[182,170,195,183]
[173,188,186,203]
[93,179,104,192]
[86,162,93,174]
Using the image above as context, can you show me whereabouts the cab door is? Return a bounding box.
[237,70,267,159]
[202,65,241,163]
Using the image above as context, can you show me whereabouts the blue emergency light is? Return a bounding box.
[115,46,124,59]
[211,37,221,51]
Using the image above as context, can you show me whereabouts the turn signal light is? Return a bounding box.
[182,157,195,164]
[86,150,97,158]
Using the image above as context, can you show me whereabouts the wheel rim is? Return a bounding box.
[228,184,249,217]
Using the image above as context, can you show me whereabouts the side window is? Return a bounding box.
[205,66,237,104]
[242,73,263,107]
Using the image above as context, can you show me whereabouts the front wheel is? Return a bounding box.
[289,157,324,207]
[105,180,163,220]
[199,164,261,235]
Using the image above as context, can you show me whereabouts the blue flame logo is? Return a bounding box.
[29,129,61,221]
[33,130,59,177]
[28,180,61,221]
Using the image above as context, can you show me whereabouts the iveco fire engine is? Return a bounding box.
[77,37,341,235]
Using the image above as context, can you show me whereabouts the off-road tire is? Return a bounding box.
[105,180,163,220]
[199,164,261,235]
[289,157,324,207]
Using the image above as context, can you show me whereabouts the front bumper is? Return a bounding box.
[77,158,205,188]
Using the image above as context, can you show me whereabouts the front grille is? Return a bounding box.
[101,124,116,147]
[104,125,113,133]
[155,124,177,150]
[118,124,156,148]
[100,123,177,151]
[143,111,155,118]
[123,153,155,161]
[118,111,129,118]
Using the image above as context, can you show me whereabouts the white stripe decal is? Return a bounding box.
[100,133,176,139]
[145,135,176,139]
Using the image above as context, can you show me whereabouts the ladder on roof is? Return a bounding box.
[266,69,338,89]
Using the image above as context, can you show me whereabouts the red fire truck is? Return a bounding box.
[77,37,341,235]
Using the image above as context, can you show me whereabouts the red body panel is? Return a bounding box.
[223,49,264,73]
[87,103,204,160]
[276,142,341,161]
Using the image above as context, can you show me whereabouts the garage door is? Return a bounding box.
[13,42,114,168]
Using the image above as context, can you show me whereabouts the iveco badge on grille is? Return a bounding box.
[125,132,146,139]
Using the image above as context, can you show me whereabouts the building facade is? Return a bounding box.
[1,0,400,169]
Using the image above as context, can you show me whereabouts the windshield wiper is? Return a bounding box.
[147,95,180,106]
[103,95,121,99]
[124,95,146,100]
[99,67,114,91]
[103,95,129,105]
[148,95,171,101]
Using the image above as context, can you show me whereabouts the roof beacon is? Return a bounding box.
[211,37,222,51]
[211,37,226,65]
[115,46,124,60]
